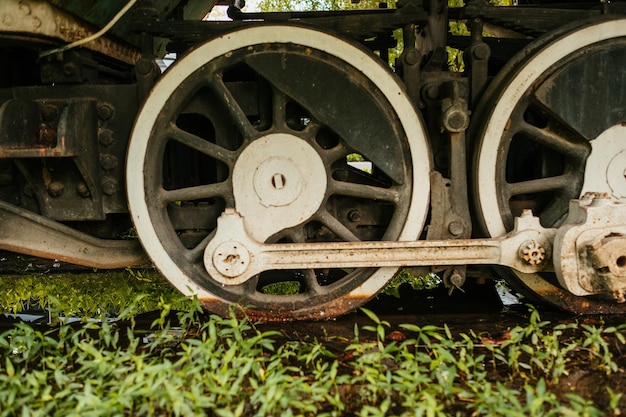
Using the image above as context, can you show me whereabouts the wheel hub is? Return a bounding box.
[232,133,327,242]
[582,125,626,199]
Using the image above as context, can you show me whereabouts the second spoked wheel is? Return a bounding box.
[126,25,431,320]
[473,17,626,314]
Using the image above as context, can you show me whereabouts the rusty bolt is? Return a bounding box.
[47,181,65,198]
[76,182,90,198]
[102,178,118,196]
[100,154,118,171]
[519,240,546,266]
[99,129,115,147]
[348,210,361,222]
[97,104,115,121]
[448,221,465,237]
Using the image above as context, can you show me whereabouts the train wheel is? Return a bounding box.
[473,17,626,314]
[126,25,431,321]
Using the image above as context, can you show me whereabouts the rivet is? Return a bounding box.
[76,182,90,197]
[448,221,464,237]
[47,181,64,197]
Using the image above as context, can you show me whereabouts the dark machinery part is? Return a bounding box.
[0,0,625,319]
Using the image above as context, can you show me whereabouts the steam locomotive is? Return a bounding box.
[1,0,625,320]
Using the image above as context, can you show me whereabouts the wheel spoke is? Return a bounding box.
[303,270,322,294]
[185,230,215,263]
[320,142,351,165]
[315,209,360,242]
[208,74,258,140]
[519,121,590,159]
[330,179,399,203]
[167,125,236,164]
[272,86,287,128]
[539,198,570,227]
[506,174,575,198]
[160,182,230,204]
[240,275,260,296]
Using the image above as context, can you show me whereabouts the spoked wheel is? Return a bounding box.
[473,17,626,314]
[127,25,431,321]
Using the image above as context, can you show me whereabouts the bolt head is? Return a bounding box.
[47,181,64,198]
[97,104,115,121]
[99,129,115,147]
[102,179,118,196]
[76,182,90,197]
[448,221,464,237]
[100,154,118,171]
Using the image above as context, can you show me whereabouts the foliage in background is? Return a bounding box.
[257,0,516,72]
[0,301,623,416]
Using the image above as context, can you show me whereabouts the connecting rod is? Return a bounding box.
[204,208,556,286]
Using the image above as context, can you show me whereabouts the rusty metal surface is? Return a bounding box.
[554,195,626,301]
[512,270,626,315]
[0,0,140,64]
[0,200,148,269]
[198,294,373,323]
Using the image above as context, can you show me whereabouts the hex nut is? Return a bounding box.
[97,104,115,121]
[102,178,118,196]
[100,154,118,171]
[519,240,546,265]
[99,129,115,147]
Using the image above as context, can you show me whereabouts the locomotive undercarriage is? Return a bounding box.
[1,0,626,320]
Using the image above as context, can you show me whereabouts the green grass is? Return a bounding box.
[0,267,434,312]
[0,269,190,318]
[0,299,624,416]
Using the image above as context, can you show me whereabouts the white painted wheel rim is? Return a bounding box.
[476,19,626,238]
[126,25,431,310]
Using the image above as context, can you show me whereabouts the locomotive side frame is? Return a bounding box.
[1,0,626,320]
